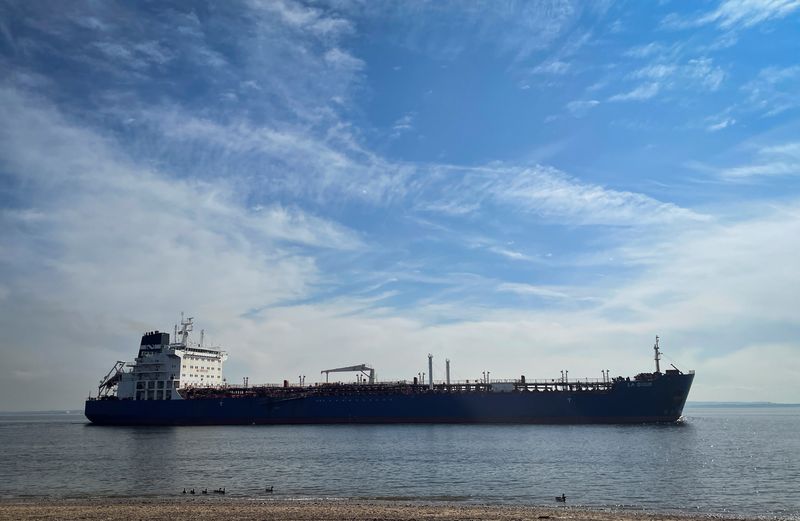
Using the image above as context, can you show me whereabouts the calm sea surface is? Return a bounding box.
[0,405,798,519]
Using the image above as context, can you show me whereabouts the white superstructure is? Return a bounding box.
[98,314,227,400]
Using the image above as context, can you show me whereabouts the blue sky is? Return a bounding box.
[1,0,799,409]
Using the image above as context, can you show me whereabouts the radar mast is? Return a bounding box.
[653,335,662,374]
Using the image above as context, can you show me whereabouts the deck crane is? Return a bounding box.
[321,364,375,384]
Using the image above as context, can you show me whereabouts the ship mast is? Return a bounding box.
[178,312,194,346]
[653,335,661,374]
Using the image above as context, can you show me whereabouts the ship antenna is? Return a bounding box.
[654,335,661,374]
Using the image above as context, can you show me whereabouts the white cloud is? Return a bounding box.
[324,47,365,71]
[0,86,368,409]
[685,57,726,90]
[719,162,796,179]
[496,166,705,224]
[415,200,481,216]
[663,0,800,30]
[624,42,664,58]
[742,65,800,116]
[689,344,800,402]
[351,0,580,63]
[761,142,800,157]
[566,99,600,116]
[707,117,736,131]
[121,105,412,205]
[697,0,800,29]
[251,0,354,38]
[421,164,706,226]
[391,112,415,138]
[631,64,677,80]
[627,58,725,93]
[531,60,571,75]
[250,205,365,250]
[487,247,533,262]
[497,283,572,299]
[608,82,660,102]
[600,203,800,330]
[717,141,800,179]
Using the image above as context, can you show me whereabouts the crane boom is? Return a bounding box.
[321,364,375,383]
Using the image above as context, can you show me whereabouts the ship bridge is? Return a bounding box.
[97,314,227,401]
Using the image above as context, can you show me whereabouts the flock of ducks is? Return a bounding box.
[182,486,274,495]
[181,487,565,502]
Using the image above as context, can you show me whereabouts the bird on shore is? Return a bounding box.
[265,486,274,493]
[555,493,566,503]
[213,488,225,494]
[182,488,186,494]
[190,489,195,495]
[202,488,208,495]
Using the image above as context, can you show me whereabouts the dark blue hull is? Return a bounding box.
[85,373,693,425]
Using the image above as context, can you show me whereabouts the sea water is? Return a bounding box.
[0,404,797,519]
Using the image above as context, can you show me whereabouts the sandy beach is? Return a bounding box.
[0,498,760,521]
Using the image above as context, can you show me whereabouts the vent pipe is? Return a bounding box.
[428,354,434,390]
[446,359,451,385]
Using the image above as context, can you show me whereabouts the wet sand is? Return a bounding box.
[0,498,758,521]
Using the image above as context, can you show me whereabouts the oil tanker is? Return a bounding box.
[84,315,694,425]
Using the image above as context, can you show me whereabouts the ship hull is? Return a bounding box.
[85,373,693,426]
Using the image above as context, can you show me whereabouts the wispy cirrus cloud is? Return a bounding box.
[742,65,800,117]
[530,59,571,75]
[715,141,800,180]
[390,112,416,138]
[0,82,348,407]
[497,282,574,300]
[420,164,706,226]
[250,0,355,38]
[610,58,725,103]
[490,166,707,225]
[623,42,667,59]
[695,0,800,29]
[565,99,600,116]
[706,117,736,132]
[662,0,800,30]
[345,0,587,65]
[636,58,725,90]
[608,82,660,102]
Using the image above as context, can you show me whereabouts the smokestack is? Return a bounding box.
[428,354,433,390]
[446,359,451,385]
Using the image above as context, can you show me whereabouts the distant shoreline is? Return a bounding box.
[0,498,765,521]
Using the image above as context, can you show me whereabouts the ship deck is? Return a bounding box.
[178,379,623,400]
